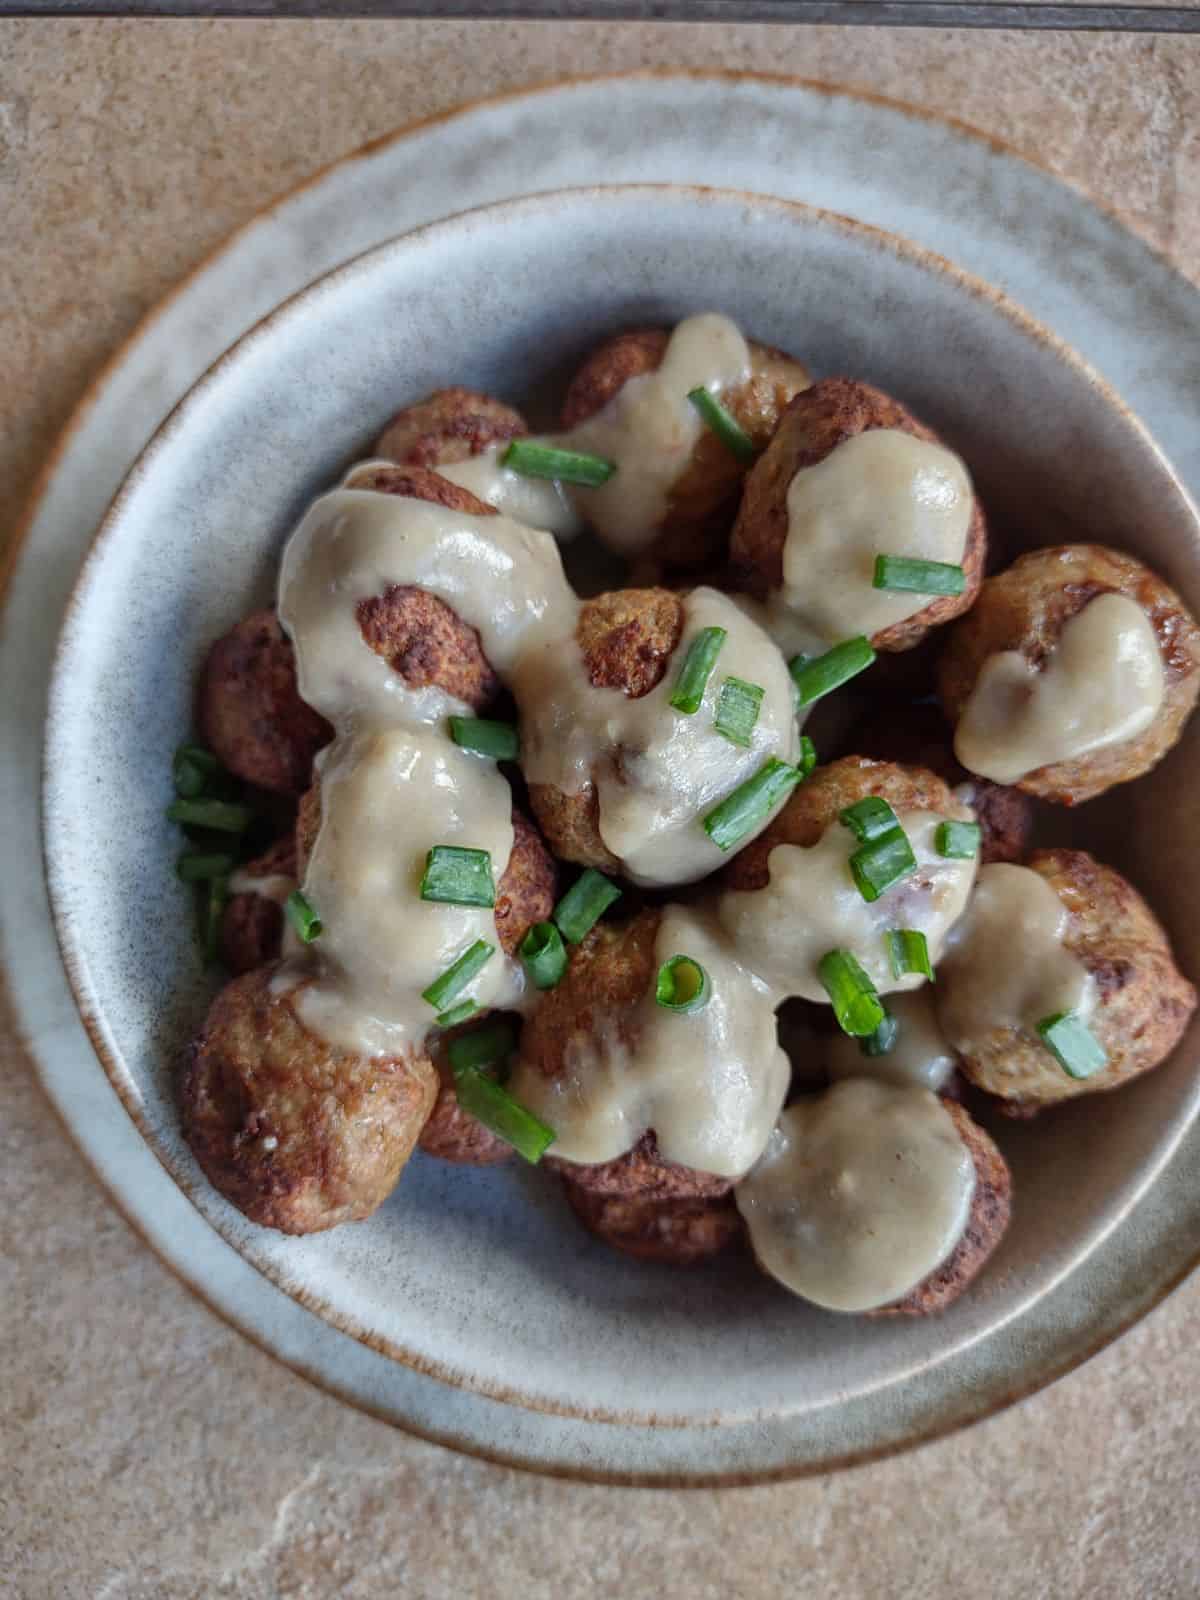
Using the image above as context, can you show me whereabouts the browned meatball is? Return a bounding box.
[374,387,527,468]
[197,610,333,796]
[526,588,684,871]
[418,1056,513,1166]
[547,1131,732,1200]
[562,1181,744,1265]
[939,544,1200,805]
[219,835,297,975]
[943,849,1196,1114]
[562,329,809,569]
[729,378,986,652]
[722,755,971,893]
[181,966,437,1234]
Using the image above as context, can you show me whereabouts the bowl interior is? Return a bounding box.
[44,186,1200,1425]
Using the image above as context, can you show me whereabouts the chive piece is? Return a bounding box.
[421,939,496,1011]
[886,928,934,982]
[285,889,323,943]
[860,1012,899,1057]
[501,439,615,488]
[713,676,764,748]
[669,626,728,714]
[448,716,520,761]
[873,555,967,596]
[703,757,802,852]
[1037,1011,1108,1080]
[176,851,235,883]
[166,798,255,834]
[435,999,479,1029]
[687,386,757,465]
[173,743,221,799]
[554,869,622,945]
[818,949,886,1038]
[202,874,229,966]
[839,796,901,845]
[936,820,982,859]
[655,955,711,1014]
[447,1019,518,1076]
[519,920,568,990]
[789,637,876,706]
[797,735,818,779]
[419,846,496,908]
[452,1069,556,1164]
[849,830,918,903]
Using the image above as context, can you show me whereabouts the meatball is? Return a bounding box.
[197,610,332,796]
[526,588,684,871]
[547,1131,732,1200]
[181,966,437,1233]
[939,544,1200,805]
[729,377,986,652]
[374,387,527,468]
[562,328,810,569]
[562,1181,744,1265]
[219,835,297,975]
[418,1054,513,1166]
[943,848,1196,1113]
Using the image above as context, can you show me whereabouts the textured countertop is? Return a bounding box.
[3,20,1200,1599]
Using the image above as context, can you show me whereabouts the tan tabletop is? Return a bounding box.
[3,20,1199,1598]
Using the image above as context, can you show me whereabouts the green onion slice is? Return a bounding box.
[859,1012,899,1057]
[839,796,901,845]
[713,676,764,748]
[873,555,967,596]
[166,798,254,834]
[285,889,323,943]
[554,868,622,945]
[448,716,520,761]
[435,999,479,1029]
[419,846,496,907]
[202,874,229,966]
[421,939,496,1011]
[501,439,615,488]
[176,851,235,883]
[849,829,918,903]
[654,955,711,1014]
[173,743,221,799]
[703,757,802,852]
[518,920,568,990]
[818,949,886,1038]
[687,386,757,465]
[886,928,934,982]
[447,1018,518,1076]
[452,1068,556,1164]
[1037,1011,1108,1080]
[789,636,876,706]
[669,626,727,714]
[936,820,982,859]
[797,735,818,780]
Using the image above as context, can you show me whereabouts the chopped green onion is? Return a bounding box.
[448,716,519,761]
[859,1012,899,1057]
[849,830,918,903]
[447,1019,518,1076]
[818,949,886,1038]
[202,874,228,966]
[936,820,982,859]
[654,955,711,1014]
[703,757,802,852]
[421,939,496,1011]
[435,999,479,1029]
[176,851,235,883]
[1037,1011,1108,1080]
[173,743,221,799]
[554,868,622,945]
[501,439,615,487]
[518,920,568,990]
[789,636,876,706]
[669,626,727,714]
[839,796,901,845]
[797,735,818,779]
[285,889,322,943]
[452,1068,556,1164]
[713,676,764,748]
[886,928,934,982]
[873,555,967,596]
[687,386,757,465]
[419,846,496,908]
[166,798,254,834]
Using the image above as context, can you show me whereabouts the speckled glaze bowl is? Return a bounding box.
[43,187,1200,1446]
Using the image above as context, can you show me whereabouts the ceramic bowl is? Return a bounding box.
[43,185,1200,1430]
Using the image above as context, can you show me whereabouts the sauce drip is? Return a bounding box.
[827,986,958,1092]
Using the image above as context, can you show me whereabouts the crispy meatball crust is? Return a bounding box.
[939,544,1200,805]
[947,848,1196,1113]
[527,587,685,871]
[219,836,297,975]
[374,387,527,468]
[562,328,810,569]
[197,610,333,796]
[722,755,972,893]
[562,1182,744,1265]
[729,377,986,651]
[182,966,438,1234]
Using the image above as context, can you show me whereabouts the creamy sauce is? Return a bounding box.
[438,450,584,540]
[510,905,789,1177]
[768,429,973,646]
[227,868,296,906]
[936,862,1095,1049]
[735,1080,975,1311]
[827,986,958,1092]
[954,593,1164,784]
[717,811,977,1002]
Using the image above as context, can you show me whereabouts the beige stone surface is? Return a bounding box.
[2,19,1199,1599]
